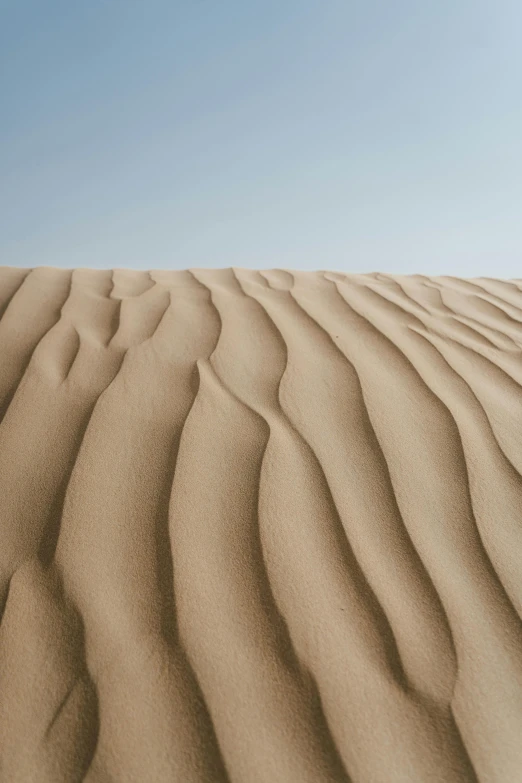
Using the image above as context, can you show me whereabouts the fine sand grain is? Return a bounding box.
[0,267,522,782]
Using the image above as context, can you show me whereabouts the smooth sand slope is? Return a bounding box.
[0,267,522,783]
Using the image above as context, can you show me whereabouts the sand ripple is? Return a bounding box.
[0,267,522,782]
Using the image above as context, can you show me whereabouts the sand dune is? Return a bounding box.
[0,267,522,782]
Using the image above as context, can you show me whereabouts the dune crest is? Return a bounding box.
[0,267,521,782]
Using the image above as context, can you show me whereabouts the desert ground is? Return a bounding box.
[0,266,521,782]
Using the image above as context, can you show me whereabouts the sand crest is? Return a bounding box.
[0,267,521,782]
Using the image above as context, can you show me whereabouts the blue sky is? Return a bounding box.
[1,0,521,274]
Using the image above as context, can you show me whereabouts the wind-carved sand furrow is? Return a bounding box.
[242,273,451,686]
[44,676,80,739]
[53,274,229,783]
[57,326,82,384]
[431,276,522,323]
[108,268,157,299]
[0,268,73,428]
[328,280,520,603]
[1,267,522,782]
[405,327,522,464]
[190,269,474,782]
[0,561,99,783]
[450,314,519,352]
[172,358,351,783]
[234,271,476,782]
[0,267,31,322]
[363,275,432,316]
[415,289,518,351]
[105,298,122,347]
[183,269,350,782]
[406,327,522,617]
[0,273,180,780]
[0,279,173,609]
[326,276,522,782]
[262,277,459,692]
[417,334,522,479]
[435,289,522,348]
[376,274,433,315]
[339,278,522,626]
[349,276,517,357]
[342,303,522,629]
[359,273,522,353]
[472,277,522,313]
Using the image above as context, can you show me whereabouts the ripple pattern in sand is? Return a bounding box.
[0,267,522,782]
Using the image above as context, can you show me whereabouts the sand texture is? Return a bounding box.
[1,267,522,782]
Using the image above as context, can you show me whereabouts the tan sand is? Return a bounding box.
[0,267,521,782]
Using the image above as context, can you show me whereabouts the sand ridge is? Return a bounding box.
[0,267,521,782]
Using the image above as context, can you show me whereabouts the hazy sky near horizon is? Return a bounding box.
[2,1,522,275]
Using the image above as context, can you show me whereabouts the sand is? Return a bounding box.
[0,267,521,782]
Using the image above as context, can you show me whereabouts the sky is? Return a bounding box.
[1,0,521,275]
